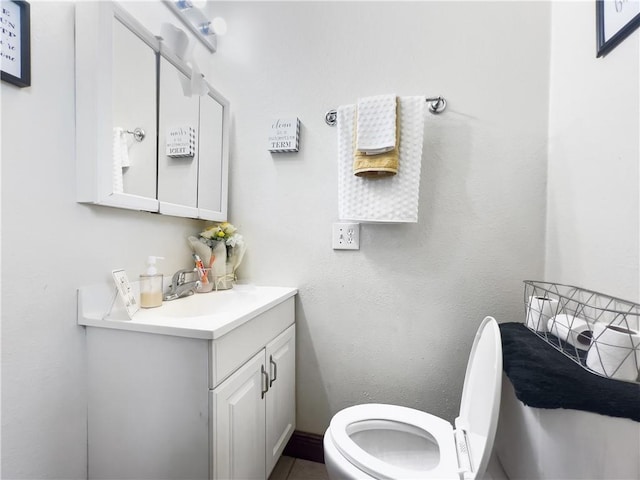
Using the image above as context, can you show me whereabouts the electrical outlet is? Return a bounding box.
[332,222,360,250]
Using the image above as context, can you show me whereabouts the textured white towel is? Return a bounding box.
[112,127,127,193]
[338,96,425,223]
[356,94,397,155]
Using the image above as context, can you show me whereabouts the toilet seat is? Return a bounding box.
[324,317,503,480]
[328,403,459,479]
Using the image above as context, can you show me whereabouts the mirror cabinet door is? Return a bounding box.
[76,2,160,212]
[112,17,158,200]
[157,51,229,221]
[197,90,228,221]
[157,56,200,218]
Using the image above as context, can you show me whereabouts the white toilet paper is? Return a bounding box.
[547,314,592,351]
[525,296,558,332]
[586,323,640,382]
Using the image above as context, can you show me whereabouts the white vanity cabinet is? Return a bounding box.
[213,325,296,479]
[80,286,296,480]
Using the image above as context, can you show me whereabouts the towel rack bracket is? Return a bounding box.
[426,96,446,114]
[325,110,338,127]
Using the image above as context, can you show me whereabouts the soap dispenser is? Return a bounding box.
[140,256,164,308]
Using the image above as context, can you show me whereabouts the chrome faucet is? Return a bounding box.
[163,268,201,301]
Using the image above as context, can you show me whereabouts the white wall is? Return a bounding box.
[1,3,210,478]
[546,1,639,301]
[208,1,551,433]
[12,0,634,476]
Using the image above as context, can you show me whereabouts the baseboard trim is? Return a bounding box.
[283,430,325,464]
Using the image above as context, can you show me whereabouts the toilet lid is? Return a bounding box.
[328,403,459,480]
[327,317,502,480]
[455,316,503,478]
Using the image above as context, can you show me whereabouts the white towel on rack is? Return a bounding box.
[338,96,426,223]
[356,94,397,155]
[112,127,128,193]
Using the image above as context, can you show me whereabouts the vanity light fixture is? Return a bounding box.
[163,0,227,53]
[200,17,227,37]
[175,0,193,9]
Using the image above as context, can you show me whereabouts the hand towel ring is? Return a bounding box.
[125,128,146,142]
[324,95,446,126]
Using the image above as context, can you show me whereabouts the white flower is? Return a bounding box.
[226,233,243,248]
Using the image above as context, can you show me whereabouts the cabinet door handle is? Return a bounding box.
[269,355,277,387]
[261,364,269,399]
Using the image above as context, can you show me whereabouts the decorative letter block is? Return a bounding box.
[268,117,300,153]
[166,126,196,158]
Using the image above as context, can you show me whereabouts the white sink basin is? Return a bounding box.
[155,288,257,318]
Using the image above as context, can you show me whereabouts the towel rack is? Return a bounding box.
[324,96,446,126]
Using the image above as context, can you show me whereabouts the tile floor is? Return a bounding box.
[268,452,510,479]
[269,456,329,480]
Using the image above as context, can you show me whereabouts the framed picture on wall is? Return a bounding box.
[1,0,31,87]
[596,0,640,57]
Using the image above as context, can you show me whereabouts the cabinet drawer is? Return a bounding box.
[210,297,294,388]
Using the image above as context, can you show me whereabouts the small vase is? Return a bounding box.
[209,241,233,290]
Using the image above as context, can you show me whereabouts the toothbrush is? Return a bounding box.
[193,254,209,284]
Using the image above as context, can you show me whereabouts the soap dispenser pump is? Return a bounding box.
[140,256,164,308]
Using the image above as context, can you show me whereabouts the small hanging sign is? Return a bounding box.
[166,126,196,157]
[268,117,300,153]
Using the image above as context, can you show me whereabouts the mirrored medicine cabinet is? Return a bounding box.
[75,2,229,221]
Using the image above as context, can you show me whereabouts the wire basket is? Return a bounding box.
[523,280,640,384]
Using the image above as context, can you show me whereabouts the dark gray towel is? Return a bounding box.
[500,322,640,422]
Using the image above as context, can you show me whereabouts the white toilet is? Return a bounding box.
[324,316,502,480]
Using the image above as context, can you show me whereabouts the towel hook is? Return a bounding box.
[324,95,447,126]
[125,128,146,142]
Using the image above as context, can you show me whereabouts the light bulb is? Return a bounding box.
[211,17,227,36]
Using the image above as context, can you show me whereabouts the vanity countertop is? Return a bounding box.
[78,283,297,340]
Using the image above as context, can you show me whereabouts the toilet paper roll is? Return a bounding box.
[547,314,592,351]
[526,296,558,332]
[587,323,640,382]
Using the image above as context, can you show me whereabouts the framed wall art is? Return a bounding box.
[596,0,640,57]
[1,0,30,87]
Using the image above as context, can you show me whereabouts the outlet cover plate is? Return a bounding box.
[332,222,360,250]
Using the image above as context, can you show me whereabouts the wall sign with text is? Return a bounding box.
[1,0,30,87]
[268,117,300,153]
[596,0,640,57]
[166,126,196,158]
